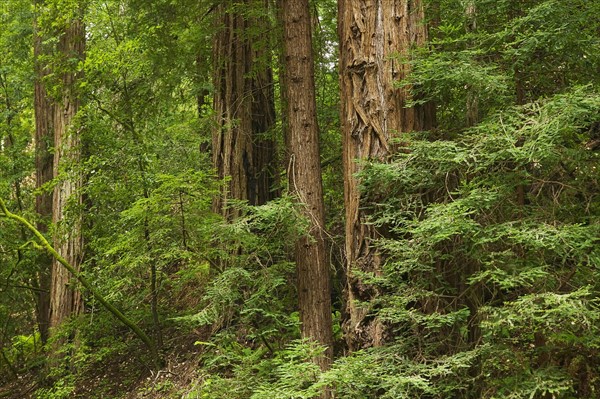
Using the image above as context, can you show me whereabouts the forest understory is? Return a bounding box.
[1,0,600,398]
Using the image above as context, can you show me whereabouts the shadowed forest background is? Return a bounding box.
[1,0,600,398]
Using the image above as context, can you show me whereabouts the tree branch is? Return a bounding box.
[0,198,161,369]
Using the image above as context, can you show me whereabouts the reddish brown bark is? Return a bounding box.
[281,0,333,375]
[49,16,85,330]
[339,0,434,350]
[212,0,277,218]
[33,1,54,343]
[250,27,278,205]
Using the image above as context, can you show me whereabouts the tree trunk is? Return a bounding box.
[212,0,277,218]
[281,0,333,376]
[33,3,54,344]
[338,0,434,350]
[465,0,479,127]
[250,1,279,204]
[49,15,85,330]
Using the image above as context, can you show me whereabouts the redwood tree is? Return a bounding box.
[49,8,85,330]
[212,0,277,218]
[249,1,278,205]
[281,0,333,373]
[338,0,435,350]
[33,0,54,344]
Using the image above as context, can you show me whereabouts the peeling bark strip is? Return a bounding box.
[339,0,434,350]
[50,16,85,329]
[281,0,333,375]
[212,0,277,218]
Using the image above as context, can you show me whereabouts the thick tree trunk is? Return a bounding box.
[212,0,277,218]
[33,8,54,344]
[339,0,434,350]
[250,10,279,204]
[212,2,253,216]
[49,16,85,330]
[281,0,333,375]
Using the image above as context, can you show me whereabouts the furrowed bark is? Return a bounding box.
[33,0,54,346]
[281,0,333,379]
[212,0,277,219]
[49,13,85,331]
[339,0,434,350]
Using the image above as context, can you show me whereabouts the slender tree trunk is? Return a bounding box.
[195,52,211,155]
[212,0,277,218]
[33,0,54,346]
[281,0,333,376]
[49,14,85,330]
[339,0,434,350]
[465,1,479,127]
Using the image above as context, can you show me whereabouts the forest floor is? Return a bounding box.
[0,331,206,399]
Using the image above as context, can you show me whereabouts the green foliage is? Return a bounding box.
[356,84,600,396]
[177,195,306,341]
[322,345,482,399]
[192,340,326,399]
[0,0,39,382]
[76,0,220,360]
[250,340,326,399]
[34,375,76,399]
[1,332,44,372]
[2,0,599,398]
[351,7,600,398]
[172,196,326,398]
[97,170,217,298]
[410,0,600,131]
